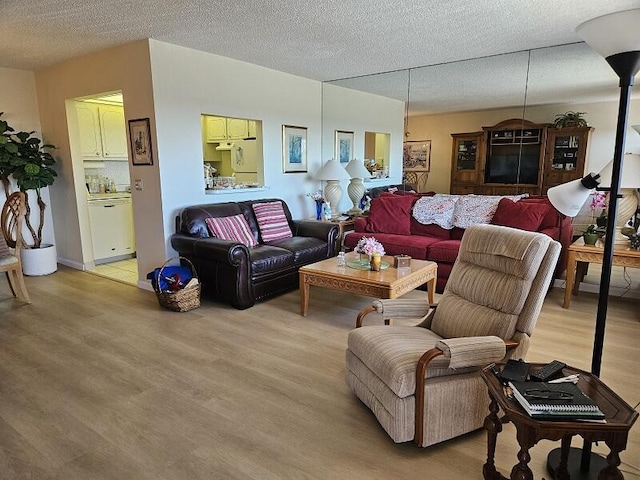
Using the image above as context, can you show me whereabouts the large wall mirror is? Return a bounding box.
[321,43,640,206]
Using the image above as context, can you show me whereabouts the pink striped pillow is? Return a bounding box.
[252,201,293,242]
[205,214,257,247]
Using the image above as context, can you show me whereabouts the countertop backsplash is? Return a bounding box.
[85,160,131,192]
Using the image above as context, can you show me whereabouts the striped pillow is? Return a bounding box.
[205,214,257,247]
[252,201,293,242]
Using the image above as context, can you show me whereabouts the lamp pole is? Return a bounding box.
[547,10,640,479]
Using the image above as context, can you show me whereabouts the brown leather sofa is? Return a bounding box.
[171,198,338,309]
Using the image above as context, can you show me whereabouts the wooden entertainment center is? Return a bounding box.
[450,118,592,195]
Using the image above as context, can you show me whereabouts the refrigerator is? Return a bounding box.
[231,139,259,184]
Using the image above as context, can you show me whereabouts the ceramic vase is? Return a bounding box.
[370,254,382,271]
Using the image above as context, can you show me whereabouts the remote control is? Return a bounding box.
[530,360,566,382]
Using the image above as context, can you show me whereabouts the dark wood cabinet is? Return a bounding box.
[450,132,483,195]
[449,119,591,196]
[542,126,593,194]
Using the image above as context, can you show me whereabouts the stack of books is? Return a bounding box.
[509,381,605,421]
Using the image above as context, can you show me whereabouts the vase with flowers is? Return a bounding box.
[306,191,325,221]
[355,236,386,270]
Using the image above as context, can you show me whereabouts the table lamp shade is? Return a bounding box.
[314,159,350,181]
[597,153,640,188]
[345,159,372,179]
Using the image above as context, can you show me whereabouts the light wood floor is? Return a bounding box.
[0,267,638,479]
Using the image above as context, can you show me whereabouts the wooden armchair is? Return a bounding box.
[346,224,561,447]
[1,192,30,303]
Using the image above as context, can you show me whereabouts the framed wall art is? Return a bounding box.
[282,125,307,173]
[128,118,154,166]
[335,130,354,164]
[403,140,431,171]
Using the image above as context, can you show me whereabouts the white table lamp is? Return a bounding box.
[314,159,350,218]
[597,153,640,244]
[345,159,372,215]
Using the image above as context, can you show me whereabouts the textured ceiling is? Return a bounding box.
[2,0,639,114]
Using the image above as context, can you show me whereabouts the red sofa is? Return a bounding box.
[343,193,571,292]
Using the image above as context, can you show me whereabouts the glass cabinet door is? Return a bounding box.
[456,138,478,170]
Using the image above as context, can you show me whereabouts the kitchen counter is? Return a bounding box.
[87,192,132,201]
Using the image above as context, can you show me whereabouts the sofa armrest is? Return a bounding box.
[434,336,507,369]
[171,234,249,265]
[292,220,339,257]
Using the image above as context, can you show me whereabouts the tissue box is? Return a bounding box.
[393,255,411,268]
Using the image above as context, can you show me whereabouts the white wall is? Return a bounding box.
[32,39,405,286]
[409,98,640,193]
[321,83,405,212]
[35,40,160,280]
[148,40,325,247]
[0,67,55,247]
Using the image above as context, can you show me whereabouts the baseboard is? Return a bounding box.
[553,279,640,300]
[57,257,88,270]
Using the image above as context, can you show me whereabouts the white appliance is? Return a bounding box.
[231,140,258,183]
[87,195,135,262]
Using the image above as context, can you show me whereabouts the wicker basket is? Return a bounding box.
[154,257,201,312]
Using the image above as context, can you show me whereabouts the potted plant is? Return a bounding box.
[583,225,599,246]
[0,113,58,275]
[553,111,588,128]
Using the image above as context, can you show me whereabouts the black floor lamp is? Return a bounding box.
[545,8,640,479]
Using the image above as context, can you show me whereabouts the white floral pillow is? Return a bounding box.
[452,194,527,229]
[412,195,460,229]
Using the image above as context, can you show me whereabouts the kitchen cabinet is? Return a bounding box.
[204,116,257,141]
[227,118,249,139]
[88,198,135,261]
[77,102,128,160]
[204,116,227,142]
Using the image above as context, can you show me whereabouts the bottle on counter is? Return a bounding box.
[109,179,117,193]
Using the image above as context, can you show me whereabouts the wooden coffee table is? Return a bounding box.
[298,254,437,316]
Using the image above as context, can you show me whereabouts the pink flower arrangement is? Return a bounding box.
[355,236,385,256]
[589,192,607,211]
[306,191,325,203]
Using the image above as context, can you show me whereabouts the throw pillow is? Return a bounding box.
[205,214,257,247]
[491,198,550,232]
[412,194,459,230]
[365,195,416,235]
[452,195,526,229]
[252,201,293,242]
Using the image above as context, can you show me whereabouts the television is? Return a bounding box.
[484,142,540,185]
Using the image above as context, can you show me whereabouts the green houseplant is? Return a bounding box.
[553,111,588,128]
[0,112,58,274]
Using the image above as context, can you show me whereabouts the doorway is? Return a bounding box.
[69,91,138,286]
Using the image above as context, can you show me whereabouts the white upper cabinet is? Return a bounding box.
[77,103,102,159]
[77,102,128,160]
[204,116,227,142]
[248,120,257,138]
[99,105,128,158]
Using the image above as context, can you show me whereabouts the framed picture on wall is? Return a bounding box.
[128,118,154,166]
[403,140,431,171]
[282,125,307,173]
[335,130,354,163]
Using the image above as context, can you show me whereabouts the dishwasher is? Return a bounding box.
[87,197,135,262]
